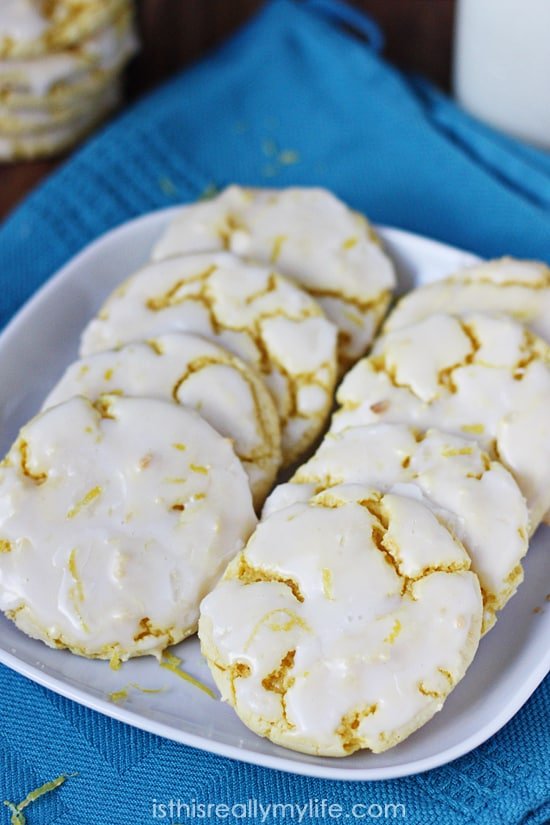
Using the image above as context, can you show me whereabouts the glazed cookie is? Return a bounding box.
[264,424,529,632]
[199,484,482,756]
[385,258,550,343]
[0,7,137,112]
[0,80,121,134]
[0,395,256,664]
[0,0,129,59]
[44,333,282,508]
[152,186,396,367]
[80,253,338,464]
[331,313,550,530]
[0,82,120,159]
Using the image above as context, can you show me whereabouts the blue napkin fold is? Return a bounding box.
[0,2,548,822]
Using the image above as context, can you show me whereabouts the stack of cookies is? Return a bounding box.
[0,0,138,161]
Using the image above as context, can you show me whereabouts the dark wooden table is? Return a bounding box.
[0,0,455,221]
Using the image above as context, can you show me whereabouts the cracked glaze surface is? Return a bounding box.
[385,258,550,344]
[331,313,550,530]
[0,396,256,663]
[263,424,529,633]
[44,332,281,508]
[0,0,128,59]
[199,484,482,756]
[0,7,137,107]
[80,252,338,464]
[152,186,396,367]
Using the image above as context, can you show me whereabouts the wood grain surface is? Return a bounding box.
[0,0,456,220]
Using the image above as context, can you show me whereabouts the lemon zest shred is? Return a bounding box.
[108,687,129,704]
[108,683,166,704]
[68,549,84,602]
[160,653,216,699]
[4,774,73,824]
[384,618,402,644]
[270,235,287,263]
[67,486,101,519]
[189,464,208,475]
[133,684,166,695]
[244,608,311,649]
[67,549,89,632]
[4,801,21,825]
[461,424,485,435]
[441,446,474,457]
[321,568,334,600]
[279,149,299,165]
[342,236,358,250]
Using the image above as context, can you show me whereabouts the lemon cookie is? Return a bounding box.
[0,82,119,159]
[199,484,482,756]
[44,333,282,508]
[80,253,338,464]
[0,395,256,663]
[152,186,396,367]
[385,258,550,343]
[0,9,137,116]
[264,424,528,632]
[0,0,129,59]
[0,78,120,137]
[331,313,550,530]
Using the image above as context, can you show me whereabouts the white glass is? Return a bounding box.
[453,0,550,150]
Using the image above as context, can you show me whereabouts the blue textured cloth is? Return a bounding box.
[0,1,549,822]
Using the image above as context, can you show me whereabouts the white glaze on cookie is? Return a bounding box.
[0,396,256,663]
[44,333,281,507]
[152,186,396,366]
[332,313,550,530]
[200,484,482,756]
[385,258,550,344]
[264,424,528,632]
[80,253,338,464]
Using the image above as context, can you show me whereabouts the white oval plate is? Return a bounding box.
[0,209,548,781]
